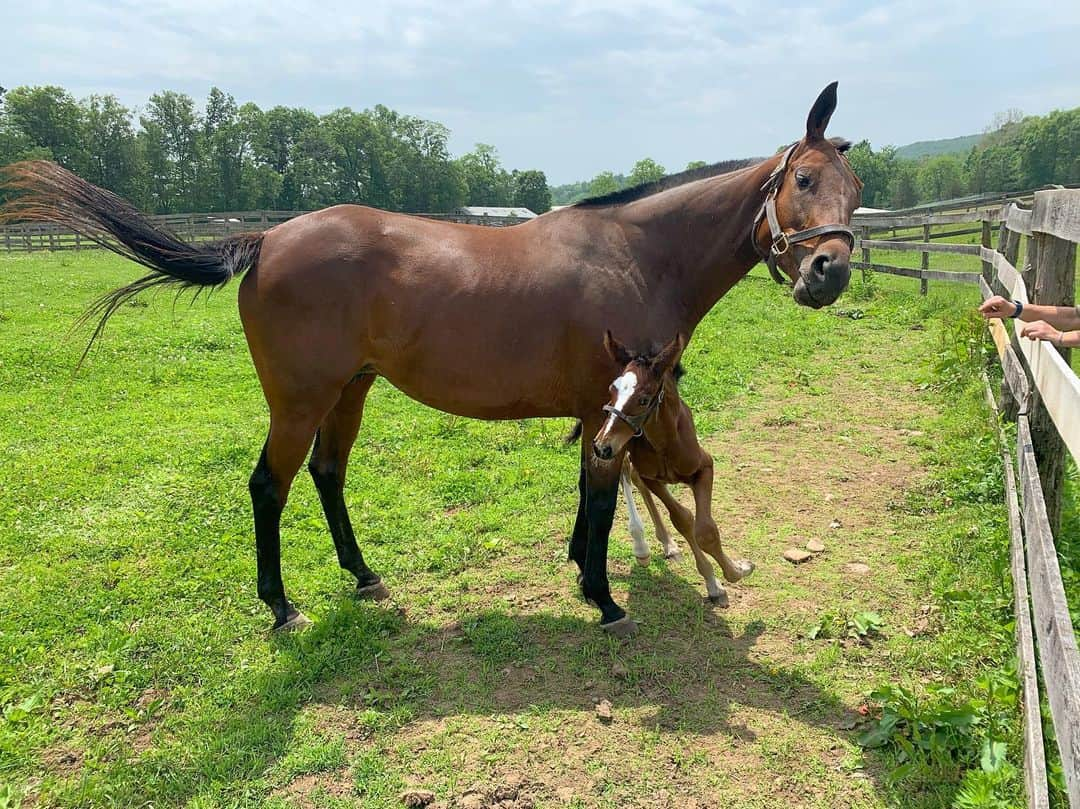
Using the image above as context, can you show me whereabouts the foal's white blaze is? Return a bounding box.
[596,370,638,447]
[620,464,648,560]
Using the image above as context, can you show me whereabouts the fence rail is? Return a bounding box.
[0,209,532,252]
[978,189,1080,809]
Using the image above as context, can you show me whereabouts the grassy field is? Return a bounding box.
[0,250,1030,807]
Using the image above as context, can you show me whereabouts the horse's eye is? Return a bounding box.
[638,396,650,406]
[796,172,812,190]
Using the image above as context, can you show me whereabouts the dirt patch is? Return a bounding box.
[271,770,355,808]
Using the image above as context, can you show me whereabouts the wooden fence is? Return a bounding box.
[979,190,1079,809]
[0,209,532,252]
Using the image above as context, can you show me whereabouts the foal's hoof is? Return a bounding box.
[274,611,313,633]
[634,554,651,567]
[601,615,639,639]
[356,580,391,601]
[664,548,683,563]
[706,591,730,608]
[726,560,755,583]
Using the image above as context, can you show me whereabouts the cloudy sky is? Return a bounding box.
[5,0,1079,183]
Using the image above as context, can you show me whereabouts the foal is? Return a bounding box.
[593,332,754,605]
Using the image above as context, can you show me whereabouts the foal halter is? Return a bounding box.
[752,143,856,286]
[603,387,665,438]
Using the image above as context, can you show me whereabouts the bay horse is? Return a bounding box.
[0,83,861,637]
[594,332,753,606]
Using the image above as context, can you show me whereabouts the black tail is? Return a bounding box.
[565,421,583,444]
[0,160,263,361]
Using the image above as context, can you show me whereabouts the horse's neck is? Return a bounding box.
[641,380,681,454]
[617,155,780,329]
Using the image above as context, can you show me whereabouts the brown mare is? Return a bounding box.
[0,83,861,637]
[594,333,753,607]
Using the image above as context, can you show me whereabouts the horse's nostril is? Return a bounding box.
[812,254,829,280]
[593,441,612,460]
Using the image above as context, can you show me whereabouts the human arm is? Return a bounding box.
[979,295,1080,330]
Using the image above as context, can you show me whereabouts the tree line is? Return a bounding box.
[0,85,552,214]
[553,107,1079,210]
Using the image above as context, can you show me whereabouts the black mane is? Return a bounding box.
[573,137,852,209]
[573,157,760,208]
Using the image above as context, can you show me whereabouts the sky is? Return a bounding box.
[4,0,1080,184]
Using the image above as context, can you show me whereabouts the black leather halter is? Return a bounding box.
[752,143,856,286]
[602,387,664,438]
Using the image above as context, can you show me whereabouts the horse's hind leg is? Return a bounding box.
[690,453,754,583]
[308,373,388,599]
[250,398,337,631]
[630,466,681,561]
[640,477,727,605]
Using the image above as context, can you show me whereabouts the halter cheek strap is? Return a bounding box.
[752,143,856,286]
[602,387,664,438]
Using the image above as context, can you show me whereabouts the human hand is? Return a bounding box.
[979,296,1018,320]
[1020,320,1062,344]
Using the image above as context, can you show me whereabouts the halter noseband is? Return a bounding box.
[602,386,664,438]
[752,143,856,286]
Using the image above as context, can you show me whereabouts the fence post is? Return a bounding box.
[860,225,870,283]
[981,218,993,286]
[1028,195,1076,533]
[920,223,930,295]
[998,222,1024,422]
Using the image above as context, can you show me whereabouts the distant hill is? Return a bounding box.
[894,133,984,160]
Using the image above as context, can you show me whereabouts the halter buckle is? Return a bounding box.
[770,232,790,256]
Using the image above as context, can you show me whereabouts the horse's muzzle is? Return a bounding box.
[794,248,851,309]
[593,440,614,461]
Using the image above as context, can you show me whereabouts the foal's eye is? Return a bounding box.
[795,172,812,190]
[638,396,650,406]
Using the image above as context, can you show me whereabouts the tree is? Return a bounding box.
[685,160,708,171]
[2,85,87,172]
[512,169,551,213]
[916,155,967,202]
[844,140,897,208]
[456,143,513,206]
[81,94,142,203]
[628,157,666,186]
[887,162,918,208]
[140,91,201,212]
[588,171,619,197]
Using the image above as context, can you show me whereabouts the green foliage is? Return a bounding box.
[0,85,549,215]
[807,609,882,641]
[587,170,619,197]
[628,157,666,187]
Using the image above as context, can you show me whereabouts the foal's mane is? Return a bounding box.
[573,137,852,209]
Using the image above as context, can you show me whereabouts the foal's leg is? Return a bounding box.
[308,373,388,599]
[641,478,727,605]
[250,397,338,630]
[630,466,681,561]
[621,462,651,565]
[690,454,754,584]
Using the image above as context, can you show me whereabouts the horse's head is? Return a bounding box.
[753,82,863,309]
[592,331,685,461]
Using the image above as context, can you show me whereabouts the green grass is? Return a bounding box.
[0,250,1028,807]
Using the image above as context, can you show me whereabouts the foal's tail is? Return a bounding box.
[0,160,263,360]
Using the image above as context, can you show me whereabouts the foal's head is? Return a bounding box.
[592,331,686,461]
[753,82,864,309]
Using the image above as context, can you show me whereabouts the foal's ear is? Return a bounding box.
[806,81,838,141]
[655,333,687,372]
[603,329,634,366]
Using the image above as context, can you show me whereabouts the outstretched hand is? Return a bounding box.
[979,296,1017,320]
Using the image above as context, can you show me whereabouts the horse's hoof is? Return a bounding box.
[726,560,755,583]
[601,615,638,638]
[275,611,313,633]
[634,554,651,566]
[706,591,730,608]
[664,549,683,563]
[356,580,391,601]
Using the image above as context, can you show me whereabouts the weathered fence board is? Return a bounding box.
[1031,189,1080,243]
[854,238,981,256]
[1016,418,1080,807]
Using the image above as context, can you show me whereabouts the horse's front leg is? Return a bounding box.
[690,453,754,583]
[580,442,637,637]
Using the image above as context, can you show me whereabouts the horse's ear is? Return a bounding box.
[806,81,838,141]
[655,333,686,372]
[603,330,634,366]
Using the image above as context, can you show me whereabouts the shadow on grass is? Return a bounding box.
[94,562,895,805]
